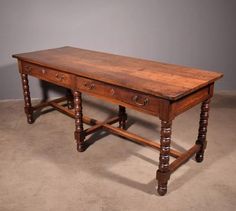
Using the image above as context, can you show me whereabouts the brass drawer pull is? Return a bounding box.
[55,73,65,81]
[41,68,46,74]
[132,95,149,106]
[110,88,115,96]
[84,82,95,90]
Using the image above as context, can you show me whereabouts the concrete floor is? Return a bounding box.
[0,91,236,211]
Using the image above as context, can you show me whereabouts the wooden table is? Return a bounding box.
[13,46,223,196]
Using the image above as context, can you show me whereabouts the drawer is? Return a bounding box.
[21,62,73,88]
[76,76,161,116]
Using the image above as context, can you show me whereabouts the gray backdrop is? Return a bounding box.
[0,0,235,100]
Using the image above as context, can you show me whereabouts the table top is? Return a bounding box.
[13,46,223,100]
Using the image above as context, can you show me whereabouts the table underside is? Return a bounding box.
[32,95,201,169]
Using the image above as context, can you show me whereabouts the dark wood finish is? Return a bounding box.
[118,105,127,129]
[13,47,223,196]
[47,99,113,127]
[156,120,172,196]
[169,144,201,173]
[74,91,85,152]
[103,123,181,158]
[20,73,34,124]
[76,76,162,116]
[195,99,210,162]
[32,96,67,110]
[66,89,74,109]
[34,97,181,157]
[13,46,223,100]
[170,85,211,118]
[21,61,74,89]
[84,116,120,136]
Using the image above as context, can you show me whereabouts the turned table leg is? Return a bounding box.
[20,73,34,124]
[156,120,172,196]
[195,99,210,162]
[74,91,85,152]
[66,89,74,109]
[118,105,127,129]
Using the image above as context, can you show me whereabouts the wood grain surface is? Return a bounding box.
[13,46,223,100]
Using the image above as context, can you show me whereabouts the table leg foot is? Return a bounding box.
[74,91,85,152]
[75,132,86,152]
[156,169,170,196]
[77,144,85,152]
[118,105,127,130]
[77,138,86,152]
[156,120,172,196]
[25,107,34,124]
[158,183,168,196]
[195,154,204,163]
[195,99,210,163]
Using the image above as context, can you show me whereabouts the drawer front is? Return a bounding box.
[76,76,161,115]
[22,62,73,88]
